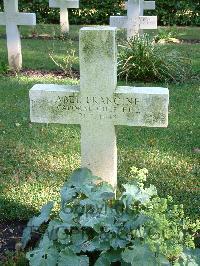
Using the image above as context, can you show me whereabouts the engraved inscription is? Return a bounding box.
[55,94,141,120]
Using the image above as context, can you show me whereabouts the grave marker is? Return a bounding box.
[125,0,156,35]
[49,0,79,33]
[0,0,36,70]
[110,0,157,39]
[30,27,169,187]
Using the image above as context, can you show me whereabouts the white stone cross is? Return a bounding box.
[49,0,79,33]
[0,0,36,70]
[30,27,169,188]
[125,0,156,35]
[110,0,157,39]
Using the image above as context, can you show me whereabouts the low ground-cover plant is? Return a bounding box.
[154,27,178,43]
[118,34,192,83]
[22,167,200,265]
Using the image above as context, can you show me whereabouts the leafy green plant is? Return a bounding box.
[22,167,200,266]
[118,34,192,83]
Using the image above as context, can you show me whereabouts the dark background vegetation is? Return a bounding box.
[0,0,199,26]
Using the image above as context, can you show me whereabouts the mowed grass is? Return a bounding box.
[0,25,199,221]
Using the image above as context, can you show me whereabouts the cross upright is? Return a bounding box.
[49,0,79,33]
[30,27,169,188]
[0,0,36,70]
[124,0,156,35]
[110,0,157,39]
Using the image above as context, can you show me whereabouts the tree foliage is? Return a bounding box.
[0,0,199,26]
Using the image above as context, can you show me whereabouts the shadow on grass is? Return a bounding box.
[0,198,37,222]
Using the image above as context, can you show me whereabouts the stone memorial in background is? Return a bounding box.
[0,0,36,70]
[30,27,169,188]
[110,0,157,39]
[124,0,156,35]
[49,0,79,33]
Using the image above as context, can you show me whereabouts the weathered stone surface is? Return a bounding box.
[30,85,168,127]
[0,0,36,70]
[49,0,79,33]
[125,0,155,11]
[30,27,169,187]
[110,0,157,39]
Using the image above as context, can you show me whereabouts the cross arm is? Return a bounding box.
[110,16,128,29]
[16,13,36,26]
[0,13,6,25]
[49,0,60,8]
[66,0,79,8]
[144,1,155,10]
[49,0,79,8]
[113,86,169,127]
[139,16,157,29]
[30,84,81,124]
[124,1,155,10]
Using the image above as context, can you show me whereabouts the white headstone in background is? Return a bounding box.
[110,0,157,39]
[30,27,169,188]
[49,0,79,33]
[0,0,36,70]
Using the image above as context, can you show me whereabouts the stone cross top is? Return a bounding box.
[124,0,156,35]
[49,0,79,33]
[0,0,36,70]
[124,0,155,14]
[110,0,157,39]
[30,27,169,188]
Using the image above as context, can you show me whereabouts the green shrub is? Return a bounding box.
[22,168,200,265]
[118,34,192,83]
[0,0,199,26]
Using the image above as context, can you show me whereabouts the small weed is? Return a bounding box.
[49,40,79,78]
[0,61,9,75]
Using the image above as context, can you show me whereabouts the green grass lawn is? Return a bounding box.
[0,25,199,222]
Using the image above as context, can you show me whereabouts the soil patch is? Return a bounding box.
[0,221,27,259]
[5,68,80,80]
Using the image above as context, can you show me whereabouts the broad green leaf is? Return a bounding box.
[27,247,58,266]
[95,250,122,266]
[27,236,58,266]
[58,248,89,266]
[57,228,71,245]
[47,220,64,241]
[69,168,96,186]
[122,244,157,266]
[21,226,32,249]
[70,231,88,253]
[122,184,156,204]
[124,214,150,230]
[61,186,77,203]
[80,214,100,229]
[111,238,128,249]
[22,202,54,248]
[69,168,101,196]
[174,248,200,266]
[59,211,74,225]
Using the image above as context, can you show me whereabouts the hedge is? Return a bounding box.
[0,0,199,26]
